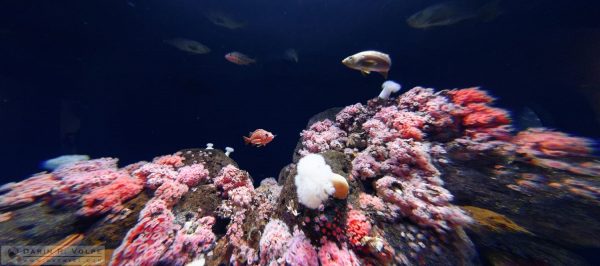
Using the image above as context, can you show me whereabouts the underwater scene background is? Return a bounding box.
[1,0,600,265]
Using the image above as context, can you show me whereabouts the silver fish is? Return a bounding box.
[407,0,502,29]
[342,50,391,79]
[165,38,211,54]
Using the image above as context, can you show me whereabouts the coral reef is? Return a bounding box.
[1,86,599,265]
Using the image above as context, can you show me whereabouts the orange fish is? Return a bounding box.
[225,51,256,65]
[243,129,275,147]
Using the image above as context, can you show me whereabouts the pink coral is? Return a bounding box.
[153,154,185,167]
[110,199,176,265]
[300,119,348,155]
[373,106,427,140]
[160,216,216,265]
[284,228,319,266]
[134,162,178,189]
[229,186,254,207]
[111,199,216,266]
[513,128,593,158]
[336,103,369,130]
[0,173,59,208]
[176,163,210,187]
[351,148,383,179]
[214,164,252,196]
[358,193,386,213]
[260,219,292,265]
[318,241,360,266]
[51,158,126,207]
[154,179,189,207]
[374,176,472,232]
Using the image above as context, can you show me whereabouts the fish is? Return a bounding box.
[205,11,245,30]
[165,38,211,54]
[342,50,391,79]
[243,129,275,147]
[41,154,90,170]
[225,52,256,65]
[407,0,502,29]
[283,49,299,63]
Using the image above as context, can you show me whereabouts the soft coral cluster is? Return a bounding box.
[448,87,512,141]
[513,128,593,158]
[110,199,216,266]
[0,173,59,208]
[111,156,215,265]
[375,176,471,232]
[299,119,348,155]
[214,164,253,196]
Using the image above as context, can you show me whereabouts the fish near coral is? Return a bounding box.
[225,52,256,65]
[244,129,275,147]
[342,50,391,79]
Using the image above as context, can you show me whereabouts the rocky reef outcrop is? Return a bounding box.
[1,86,599,265]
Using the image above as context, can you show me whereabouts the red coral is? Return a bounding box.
[78,173,144,216]
[346,210,371,247]
[448,87,494,105]
[462,103,511,128]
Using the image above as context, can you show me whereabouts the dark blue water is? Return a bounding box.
[1,0,599,182]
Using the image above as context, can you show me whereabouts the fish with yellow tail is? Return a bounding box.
[342,50,391,79]
[243,129,275,147]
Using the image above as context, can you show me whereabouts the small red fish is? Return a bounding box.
[225,51,256,65]
[243,129,275,147]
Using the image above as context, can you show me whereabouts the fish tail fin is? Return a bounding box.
[479,0,502,22]
[243,136,251,144]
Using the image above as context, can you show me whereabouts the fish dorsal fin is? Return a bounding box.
[362,59,378,67]
[361,70,370,76]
